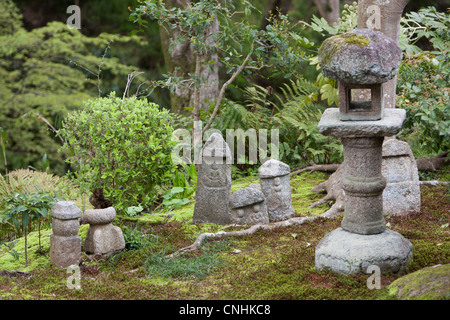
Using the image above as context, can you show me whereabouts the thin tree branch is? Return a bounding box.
[202,45,254,134]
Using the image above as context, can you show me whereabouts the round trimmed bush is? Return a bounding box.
[60,92,176,212]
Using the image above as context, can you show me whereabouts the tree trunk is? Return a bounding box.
[261,0,293,29]
[313,0,340,25]
[355,0,410,109]
[159,0,219,115]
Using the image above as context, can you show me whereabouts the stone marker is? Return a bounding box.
[193,133,232,224]
[50,201,82,268]
[81,207,125,255]
[258,159,295,222]
[229,187,269,225]
[382,138,421,216]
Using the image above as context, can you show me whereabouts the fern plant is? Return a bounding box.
[211,79,343,168]
[0,169,78,201]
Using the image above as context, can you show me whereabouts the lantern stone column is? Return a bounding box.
[318,108,407,236]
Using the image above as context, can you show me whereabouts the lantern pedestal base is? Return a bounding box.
[315,228,412,275]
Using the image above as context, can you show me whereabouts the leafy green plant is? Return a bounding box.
[60,93,177,213]
[0,0,145,175]
[213,80,342,168]
[1,189,64,267]
[161,163,197,211]
[122,225,157,251]
[1,239,20,260]
[0,169,77,200]
[396,7,449,157]
[162,187,190,211]
[125,205,144,217]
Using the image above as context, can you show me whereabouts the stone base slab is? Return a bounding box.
[315,227,412,275]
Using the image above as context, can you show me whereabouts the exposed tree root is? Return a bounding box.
[167,216,320,257]
[415,151,449,172]
[289,151,449,219]
[168,150,448,258]
[290,164,340,177]
[290,151,449,177]
[307,163,345,219]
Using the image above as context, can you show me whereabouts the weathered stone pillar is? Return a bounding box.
[50,201,82,268]
[341,136,386,235]
[193,132,232,224]
[258,159,295,222]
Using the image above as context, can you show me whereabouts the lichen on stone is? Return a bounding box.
[318,28,403,84]
[318,32,370,67]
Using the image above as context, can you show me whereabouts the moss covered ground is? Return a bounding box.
[0,170,448,301]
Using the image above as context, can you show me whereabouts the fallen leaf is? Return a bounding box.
[291,233,298,239]
[232,249,241,254]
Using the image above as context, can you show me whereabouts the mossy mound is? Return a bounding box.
[388,264,450,300]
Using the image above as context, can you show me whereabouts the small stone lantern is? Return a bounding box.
[81,207,125,256]
[318,28,403,121]
[50,201,82,268]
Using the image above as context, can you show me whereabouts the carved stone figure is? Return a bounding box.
[193,133,232,224]
[258,159,295,222]
[229,187,269,225]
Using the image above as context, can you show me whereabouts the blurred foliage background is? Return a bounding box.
[0,0,448,177]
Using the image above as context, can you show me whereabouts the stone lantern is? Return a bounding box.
[314,29,413,275]
[318,28,403,121]
[81,207,125,256]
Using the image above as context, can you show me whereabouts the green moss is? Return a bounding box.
[290,171,330,216]
[319,32,370,67]
[1,170,448,300]
[0,224,89,272]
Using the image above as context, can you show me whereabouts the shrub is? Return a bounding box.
[60,93,177,212]
[396,7,449,157]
